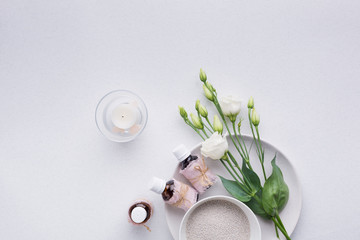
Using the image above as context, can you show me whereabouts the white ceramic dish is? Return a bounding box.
[165,135,302,240]
[179,195,261,240]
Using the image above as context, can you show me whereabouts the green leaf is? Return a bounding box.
[262,156,289,216]
[219,176,252,202]
[245,190,271,219]
[242,160,262,193]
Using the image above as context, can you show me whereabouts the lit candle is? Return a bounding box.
[111,104,140,129]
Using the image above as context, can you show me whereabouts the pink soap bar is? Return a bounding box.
[179,157,217,194]
[166,179,198,211]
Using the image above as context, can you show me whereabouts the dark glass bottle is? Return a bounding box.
[180,155,198,170]
[173,144,217,194]
[128,200,152,224]
[149,177,198,211]
[162,180,175,201]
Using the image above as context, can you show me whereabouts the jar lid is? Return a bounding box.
[149,177,166,194]
[131,206,147,224]
[173,144,191,162]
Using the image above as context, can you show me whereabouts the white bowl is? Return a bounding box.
[179,195,261,240]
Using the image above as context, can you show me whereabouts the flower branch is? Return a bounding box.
[178,69,291,240]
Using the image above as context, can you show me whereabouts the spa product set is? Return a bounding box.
[150,144,217,211]
[96,76,297,240]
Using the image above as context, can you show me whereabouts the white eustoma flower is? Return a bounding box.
[201,132,229,160]
[219,95,241,117]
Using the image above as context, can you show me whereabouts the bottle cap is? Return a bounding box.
[172,144,191,162]
[149,177,166,194]
[131,206,147,224]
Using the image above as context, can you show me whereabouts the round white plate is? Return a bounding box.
[165,135,302,240]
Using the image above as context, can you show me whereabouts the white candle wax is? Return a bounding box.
[111,104,139,129]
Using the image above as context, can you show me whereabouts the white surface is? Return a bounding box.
[1,0,360,240]
[166,136,302,240]
[179,196,261,240]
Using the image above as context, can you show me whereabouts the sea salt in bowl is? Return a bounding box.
[179,195,261,240]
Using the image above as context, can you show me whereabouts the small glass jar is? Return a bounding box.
[128,199,153,225]
[95,90,148,142]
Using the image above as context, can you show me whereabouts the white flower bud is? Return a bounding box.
[248,96,254,109]
[203,84,214,101]
[198,103,208,118]
[205,81,216,92]
[238,120,242,132]
[195,100,200,111]
[179,106,188,119]
[199,68,207,82]
[251,109,260,126]
[190,113,204,129]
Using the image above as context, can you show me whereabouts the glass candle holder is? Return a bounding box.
[95,90,148,142]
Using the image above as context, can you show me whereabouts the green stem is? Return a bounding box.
[239,133,250,160]
[227,152,254,193]
[220,159,245,185]
[220,159,238,181]
[202,128,209,138]
[220,158,254,196]
[204,124,214,134]
[232,122,247,157]
[248,109,261,158]
[225,122,246,159]
[272,218,291,240]
[275,213,286,231]
[225,159,254,195]
[248,109,267,180]
[198,112,212,136]
[232,122,253,170]
[248,108,261,156]
[255,126,267,181]
[225,158,246,185]
[274,220,280,239]
[260,159,267,181]
[227,152,242,173]
[185,121,205,140]
[205,117,214,130]
[255,127,264,162]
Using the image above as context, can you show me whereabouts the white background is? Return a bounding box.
[1,0,360,239]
